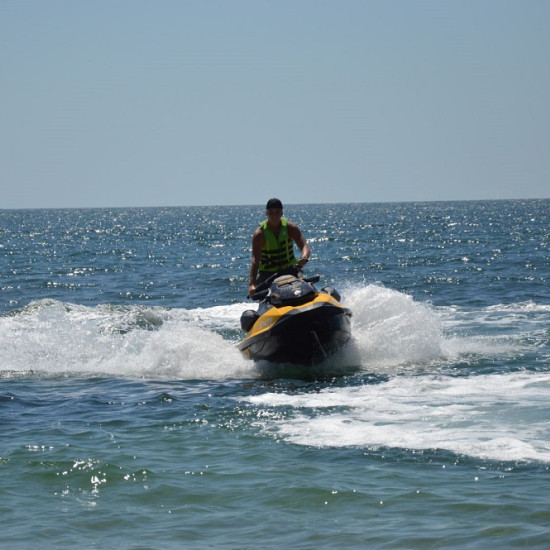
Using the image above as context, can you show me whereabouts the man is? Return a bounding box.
[248,198,311,298]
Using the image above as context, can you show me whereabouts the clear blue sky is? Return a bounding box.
[2,0,549,209]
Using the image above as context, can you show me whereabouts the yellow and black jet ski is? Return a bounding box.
[238,268,352,365]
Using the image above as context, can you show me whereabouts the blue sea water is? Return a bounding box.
[1,200,550,549]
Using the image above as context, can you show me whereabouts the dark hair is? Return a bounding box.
[266,198,283,210]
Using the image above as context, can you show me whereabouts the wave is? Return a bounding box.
[1,284,547,380]
[240,370,550,463]
[0,299,253,380]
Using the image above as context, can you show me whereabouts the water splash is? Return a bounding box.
[241,371,550,462]
[1,283,545,380]
[345,285,444,369]
[0,299,252,380]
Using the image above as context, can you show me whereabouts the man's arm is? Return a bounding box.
[288,222,310,267]
[248,228,263,297]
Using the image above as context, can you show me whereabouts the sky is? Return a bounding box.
[1,0,549,209]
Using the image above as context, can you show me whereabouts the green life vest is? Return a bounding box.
[259,217,298,272]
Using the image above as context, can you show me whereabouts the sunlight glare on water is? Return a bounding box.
[1,201,550,549]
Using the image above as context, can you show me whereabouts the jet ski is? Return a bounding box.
[237,268,352,365]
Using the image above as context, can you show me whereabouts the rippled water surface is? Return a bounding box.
[1,200,550,548]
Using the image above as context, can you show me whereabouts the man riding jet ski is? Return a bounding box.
[239,199,351,364]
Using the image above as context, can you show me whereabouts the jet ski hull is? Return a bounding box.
[238,294,352,365]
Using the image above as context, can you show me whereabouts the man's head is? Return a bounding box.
[265,198,283,225]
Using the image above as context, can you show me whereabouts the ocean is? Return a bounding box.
[1,200,549,549]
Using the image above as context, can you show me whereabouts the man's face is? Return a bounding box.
[266,208,283,222]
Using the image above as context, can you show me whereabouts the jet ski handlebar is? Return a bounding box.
[250,289,269,301]
[249,269,321,301]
